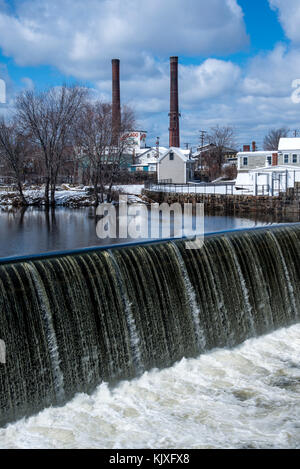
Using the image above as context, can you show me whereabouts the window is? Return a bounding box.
[293,154,297,163]
[267,156,272,166]
[243,157,248,166]
[284,154,289,164]
[169,152,174,161]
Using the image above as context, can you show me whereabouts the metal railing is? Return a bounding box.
[144,181,293,196]
[145,181,255,195]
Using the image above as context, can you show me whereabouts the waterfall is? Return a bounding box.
[25,263,65,402]
[222,237,256,337]
[107,250,143,375]
[170,241,206,352]
[267,231,298,320]
[0,225,300,428]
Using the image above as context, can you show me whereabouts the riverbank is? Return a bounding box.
[0,185,145,207]
[143,186,300,216]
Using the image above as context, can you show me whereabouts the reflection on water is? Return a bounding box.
[0,205,299,258]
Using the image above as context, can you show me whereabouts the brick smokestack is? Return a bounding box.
[169,56,180,147]
[112,59,121,136]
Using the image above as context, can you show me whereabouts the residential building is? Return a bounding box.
[157,147,195,184]
[193,144,237,170]
[129,146,168,173]
[237,150,279,173]
[278,138,300,166]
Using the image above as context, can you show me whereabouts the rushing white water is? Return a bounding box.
[0,323,299,449]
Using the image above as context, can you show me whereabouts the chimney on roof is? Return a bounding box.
[169,56,180,148]
[272,153,278,166]
[252,141,256,152]
[243,145,250,152]
[112,59,121,138]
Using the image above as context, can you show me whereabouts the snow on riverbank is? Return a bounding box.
[0,190,92,207]
[0,185,145,207]
[113,185,144,195]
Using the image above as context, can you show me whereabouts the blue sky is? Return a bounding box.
[0,0,300,149]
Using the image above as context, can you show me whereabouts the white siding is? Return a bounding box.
[158,151,186,184]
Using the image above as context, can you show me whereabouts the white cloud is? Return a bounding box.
[0,0,248,79]
[2,0,300,149]
[21,77,35,90]
[180,59,241,105]
[269,0,300,44]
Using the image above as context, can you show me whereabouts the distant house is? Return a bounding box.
[236,138,300,192]
[278,138,300,166]
[129,146,168,173]
[236,165,300,196]
[157,147,195,184]
[193,144,237,170]
[237,150,279,173]
[237,138,300,174]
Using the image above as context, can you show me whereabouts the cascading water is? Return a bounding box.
[0,225,300,428]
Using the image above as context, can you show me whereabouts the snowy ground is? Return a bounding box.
[112,185,144,195]
[0,185,145,207]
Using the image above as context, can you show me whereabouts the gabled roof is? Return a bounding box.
[158,147,191,163]
[194,143,237,155]
[278,138,300,151]
[136,146,168,159]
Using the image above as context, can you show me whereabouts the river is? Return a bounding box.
[0,206,297,258]
[0,323,299,449]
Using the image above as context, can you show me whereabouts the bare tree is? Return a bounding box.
[0,117,29,204]
[76,102,135,205]
[263,127,289,150]
[16,85,87,206]
[206,125,237,176]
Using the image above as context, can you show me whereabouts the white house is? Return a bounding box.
[236,137,300,191]
[237,165,300,196]
[157,147,195,184]
[278,138,300,166]
[237,150,278,173]
[129,146,168,173]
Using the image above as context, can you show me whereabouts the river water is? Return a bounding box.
[0,323,299,449]
[0,206,296,258]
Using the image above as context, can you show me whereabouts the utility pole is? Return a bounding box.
[199,130,207,148]
[156,136,160,158]
[199,130,207,173]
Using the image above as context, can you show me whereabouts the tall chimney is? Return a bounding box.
[169,56,180,148]
[252,141,256,152]
[112,59,121,136]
